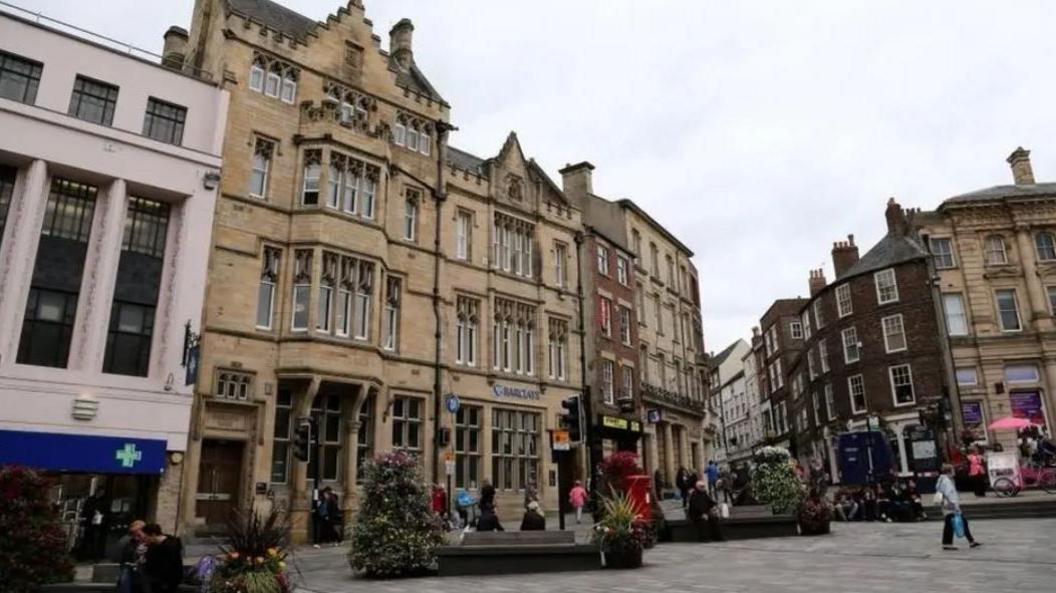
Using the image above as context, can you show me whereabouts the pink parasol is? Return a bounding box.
[988,416,1035,430]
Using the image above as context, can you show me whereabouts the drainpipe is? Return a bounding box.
[573,231,598,481]
[430,120,454,485]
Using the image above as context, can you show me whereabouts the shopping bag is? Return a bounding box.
[719,503,730,518]
[931,492,943,506]
[952,513,966,539]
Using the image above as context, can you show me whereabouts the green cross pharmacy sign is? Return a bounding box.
[115,443,143,468]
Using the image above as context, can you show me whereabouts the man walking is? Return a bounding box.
[936,463,982,551]
[707,461,720,499]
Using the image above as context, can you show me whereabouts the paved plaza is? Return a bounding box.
[289,518,1056,593]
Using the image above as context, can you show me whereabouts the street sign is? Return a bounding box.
[552,429,571,451]
[445,393,460,414]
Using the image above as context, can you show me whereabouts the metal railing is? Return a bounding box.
[0,1,213,81]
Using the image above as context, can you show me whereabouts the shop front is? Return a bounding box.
[0,429,169,559]
[596,414,644,457]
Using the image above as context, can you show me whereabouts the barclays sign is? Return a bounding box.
[492,384,541,401]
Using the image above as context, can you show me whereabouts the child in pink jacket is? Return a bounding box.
[569,480,588,524]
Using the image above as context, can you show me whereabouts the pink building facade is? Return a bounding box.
[0,8,227,540]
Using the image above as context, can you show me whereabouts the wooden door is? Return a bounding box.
[195,440,243,527]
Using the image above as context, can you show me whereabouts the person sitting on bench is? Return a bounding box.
[519,501,546,531]
[687,480,724,542]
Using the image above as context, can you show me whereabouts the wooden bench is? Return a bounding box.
[438,530,599,576]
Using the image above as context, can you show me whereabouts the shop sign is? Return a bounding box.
[492,384,541,401]
[0,430,167,475]
[445,393,460,414]
[600,415,643,434]
[961,401,984,428]
[1010,391,1046,426]
[552,430,571,451]
[646,408,662,424]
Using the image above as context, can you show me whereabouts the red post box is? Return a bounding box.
[624,474,653,522]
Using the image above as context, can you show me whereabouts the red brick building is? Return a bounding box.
[757,298,809,452]
[792,200,948,477]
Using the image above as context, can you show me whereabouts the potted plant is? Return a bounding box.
[593,489,648,569]
[348,451,445,578]
[0,466,74,593]
[593,452,666,547]
[750,446,803,515]
[796,494,833,535]
[209,507,291,593]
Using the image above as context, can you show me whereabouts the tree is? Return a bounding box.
[347,451,444,578]
[0,466,75,593]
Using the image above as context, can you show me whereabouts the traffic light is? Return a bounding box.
[561,395,583,443]
[293,417,313,462]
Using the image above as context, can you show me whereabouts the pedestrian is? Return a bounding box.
[313,487,334,547]
[432,483,448,521]
[686,480,724,541]
[79,489,109,561]
[116,520,148,593]
[676,467,690,508]
[568,479,588,524]
[653,468,664,500]
[326,490,343,544]
[142,523,184,593]
[968,447,987,497]
[936,463,981,551]
[833,492,858,522]
[480,480,497,513]
[519,501,546,531]
[707,460,720,498]
[523,479,538,510]
[475,507,505,532]
[861,486,877,521]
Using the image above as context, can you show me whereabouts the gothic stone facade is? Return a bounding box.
[172,0,582,539]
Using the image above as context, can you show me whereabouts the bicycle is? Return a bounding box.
[992,460,1056,497]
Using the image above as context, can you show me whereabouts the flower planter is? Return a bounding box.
[603,544,643,569]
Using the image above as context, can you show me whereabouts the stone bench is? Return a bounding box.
[90,563,198,584]
[42,583,196,593]
[665,514,800,542]
[438,530,599,576]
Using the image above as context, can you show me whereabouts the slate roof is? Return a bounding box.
[447,146,487,175]
[226,0,446,103]
[942,182,1056,207]
[226,0,317,42]
[837,233,928,280]
[710,341,742,369]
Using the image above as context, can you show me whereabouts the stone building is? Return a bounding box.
[560,163,643,473]
[708,340,751,465]
[168,0,583,539]
[757,298,809,452]
[918,148,1056,446]
[560,163,709,488]
[0,7,226,535]
[792,200,947,476]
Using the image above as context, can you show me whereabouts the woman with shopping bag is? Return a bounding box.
[935,463,982,551]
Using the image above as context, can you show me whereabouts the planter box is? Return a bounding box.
[665,514,799,542]
[437,543,600,576]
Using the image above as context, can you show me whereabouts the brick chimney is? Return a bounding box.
[831,234,859,278]
[1007,147,1035,185]
[389,19,414,70]
[559,161,594,200]
[808,268,827,296]
[885,197,909,236]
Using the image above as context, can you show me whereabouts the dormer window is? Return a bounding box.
[392,112,433,156]
[249,52,298,104]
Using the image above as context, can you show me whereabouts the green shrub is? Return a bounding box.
[348,451,444,578]
[0,466,75,593]
[750,447,803,514]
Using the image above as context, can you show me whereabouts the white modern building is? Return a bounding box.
[0,7,227,540]
[708,339,751,465]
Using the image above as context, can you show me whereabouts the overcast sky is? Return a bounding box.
[18,0,1056,352]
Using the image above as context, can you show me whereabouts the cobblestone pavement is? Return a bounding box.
[289,518,1056,593]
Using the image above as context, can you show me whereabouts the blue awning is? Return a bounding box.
[0,429,167,475]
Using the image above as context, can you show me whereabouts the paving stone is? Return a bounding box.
[287,517,1056,593]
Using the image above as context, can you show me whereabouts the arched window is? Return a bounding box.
[1036,231,1056,261]
[984,235,1007,265]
